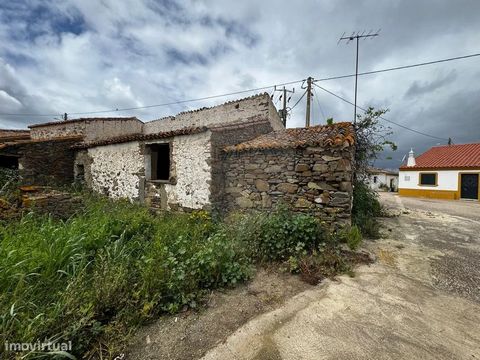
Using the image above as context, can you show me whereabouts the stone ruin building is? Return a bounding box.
[0,93,355,225]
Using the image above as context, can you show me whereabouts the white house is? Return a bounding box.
[367,167,398,192]
[398,144,480,201]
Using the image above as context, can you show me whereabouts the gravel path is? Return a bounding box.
[379,192,480,302]
[201,193,480,359]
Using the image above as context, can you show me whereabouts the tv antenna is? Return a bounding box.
[338,29,380,123]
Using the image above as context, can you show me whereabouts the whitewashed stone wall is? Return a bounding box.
[87,142,144,200]
[146,131,211,210]
[144,94,283,134]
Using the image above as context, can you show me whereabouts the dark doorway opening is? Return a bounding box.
[0,155,19,169]
[149,143,170,181]
[460,174,479,200]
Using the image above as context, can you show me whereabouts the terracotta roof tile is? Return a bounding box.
[400,143,480,169]
[224,122,355,152]
[72,126,208,149]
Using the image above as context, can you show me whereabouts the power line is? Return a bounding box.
[289,89,307,112]
[313,83,449,141]
[1,51,480,118]
[0,79,306,117]
[312,86,326,122]
[315,52,480,82]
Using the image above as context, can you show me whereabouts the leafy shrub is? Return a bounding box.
[352,180,382,238]
[227,206,325,262]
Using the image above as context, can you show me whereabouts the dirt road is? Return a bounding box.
[201,193,480,360]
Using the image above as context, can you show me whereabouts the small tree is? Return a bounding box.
[352,107,397,237]
[354,107,397,181]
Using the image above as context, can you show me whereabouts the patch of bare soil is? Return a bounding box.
[126,268,313,360]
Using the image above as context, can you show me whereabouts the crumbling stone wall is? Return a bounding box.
[209,119,276,213]
[223,145,354,225]
[29,118,143,141]
[144,93,284,134]
[16,138,79,186]
[21,187,83,219]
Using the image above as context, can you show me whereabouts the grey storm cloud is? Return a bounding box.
[0,0,479,169]
[404,71,457,99]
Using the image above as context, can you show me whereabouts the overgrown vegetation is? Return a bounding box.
[0,197,250,359]
[0,168,19,202]
[0,196,368,360]
[352,180,382,238]
[352,107,397,237]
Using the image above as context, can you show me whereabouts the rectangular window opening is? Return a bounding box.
[149,143,170,181]
[419,173,437,186]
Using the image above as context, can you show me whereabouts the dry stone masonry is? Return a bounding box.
[222,122,355,225]
[0,94,356,227]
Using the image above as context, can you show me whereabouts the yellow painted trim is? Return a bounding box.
[418,172,438,187]
[458,172,480,201]
[398,188,458,200]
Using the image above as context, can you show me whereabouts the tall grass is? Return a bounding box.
[0,194,352,359]
[0,196,251,359]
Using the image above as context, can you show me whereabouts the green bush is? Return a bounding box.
[228,206,325,262]
[352,180,382,238]
[0,196,252,359]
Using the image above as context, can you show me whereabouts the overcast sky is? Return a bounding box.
[1,0,479,168]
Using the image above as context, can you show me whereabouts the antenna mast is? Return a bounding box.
[338,29,380,123]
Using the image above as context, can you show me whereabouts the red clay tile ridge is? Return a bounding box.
[400,143,480,169]
[28,117,142,129]
[72,126,208,149]
[225,122,355,153]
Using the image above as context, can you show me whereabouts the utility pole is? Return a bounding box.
[305,77,313,127]
[338,30,380,123]
[273,85,294,127]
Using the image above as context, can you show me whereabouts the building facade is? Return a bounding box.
[367,167,398,192]
[0,94,357,224]
[398,144,480,201]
